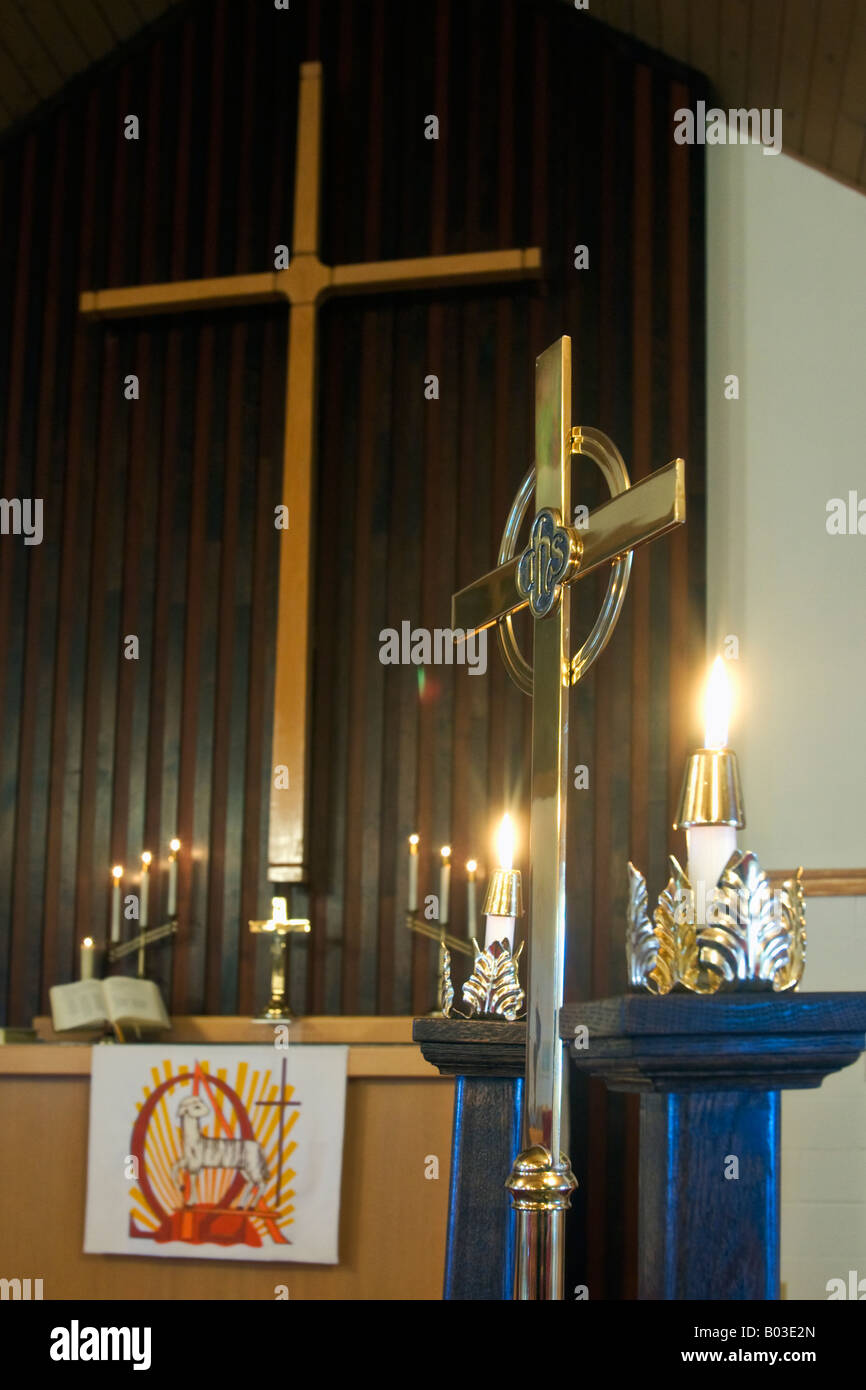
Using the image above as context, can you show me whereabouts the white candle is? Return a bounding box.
[466,860,478,939]
[168,838,180,917]
[408,834,419,913]
[686,824,737,923]
[485,814,517,949]
[439,846,451,926]
[80,937,95,981]
[687,657,736,925]
[110,865,123,943]
[140,851,152,928]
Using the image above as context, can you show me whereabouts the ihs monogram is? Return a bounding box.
[515,509,578,619]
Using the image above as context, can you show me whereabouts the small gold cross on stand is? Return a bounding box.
[248,897,311,1022]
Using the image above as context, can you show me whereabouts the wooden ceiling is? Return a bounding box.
[0,1,864,194]
[590,0,866,193]
[0,0,181,137]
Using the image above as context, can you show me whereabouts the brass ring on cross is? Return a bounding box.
[496,427,633,696]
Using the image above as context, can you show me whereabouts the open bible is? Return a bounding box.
[49,977,170,1037]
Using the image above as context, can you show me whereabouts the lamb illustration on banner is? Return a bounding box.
[85,1044,347,1264]
[173,1094,269,1209]
[126,1058,296,1249]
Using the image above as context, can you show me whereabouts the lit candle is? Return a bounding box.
[110,865,123,943]
[80,937,95,981]
[140,851,152,928]
[167,838,181,917]
[439,846,451,926]
[408,834,419,913]
[685,658,738,924]
[484,815,520,949]
[466,859,478,939]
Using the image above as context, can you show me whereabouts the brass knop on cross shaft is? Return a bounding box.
[505,1145,578,1211]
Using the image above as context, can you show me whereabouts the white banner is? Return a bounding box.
[84,1044,347,1264]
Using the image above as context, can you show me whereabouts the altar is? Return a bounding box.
[0,1019,452,1301]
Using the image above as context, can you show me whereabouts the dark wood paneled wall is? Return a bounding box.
[0,0,706,1296]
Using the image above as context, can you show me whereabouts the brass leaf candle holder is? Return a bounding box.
[461,940,526,1020]
[458,851,526,1020]
[627,741,806,995]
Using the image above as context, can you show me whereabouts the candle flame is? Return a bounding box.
[169,837,181,853]
[112,865,123,880]
[141,851,152,867]
[82,937,94,948]
[497,814,515,871]
[440,845,451,861]
[408,833,419,850]
[704,656,731,750]
[465,859,477,874]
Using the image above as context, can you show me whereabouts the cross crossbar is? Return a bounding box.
[452,457,684,634]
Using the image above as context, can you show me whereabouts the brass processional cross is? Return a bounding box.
[80,61,541,886]
[452,336,685,1300]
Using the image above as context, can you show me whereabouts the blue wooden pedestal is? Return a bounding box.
[560,993,866,1300]
[413,1019,525,1300]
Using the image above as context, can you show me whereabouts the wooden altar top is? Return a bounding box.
[0,1016,441,1079]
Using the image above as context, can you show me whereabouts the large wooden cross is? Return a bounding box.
[80,60,541,882]
[452,336,685,1300]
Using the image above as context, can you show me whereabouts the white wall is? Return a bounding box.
[706,141,866,1301]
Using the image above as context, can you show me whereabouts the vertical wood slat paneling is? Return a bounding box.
[42,92,99,1008]
[0,135,36,1017]
[74,49,131,967]
[12,115,66,1018]
[0,0,706,1295]
[411,0,451,1014]
[208,0,257,1014]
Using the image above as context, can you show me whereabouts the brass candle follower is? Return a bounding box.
[481,868,524,918]
[676,746,745,828]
